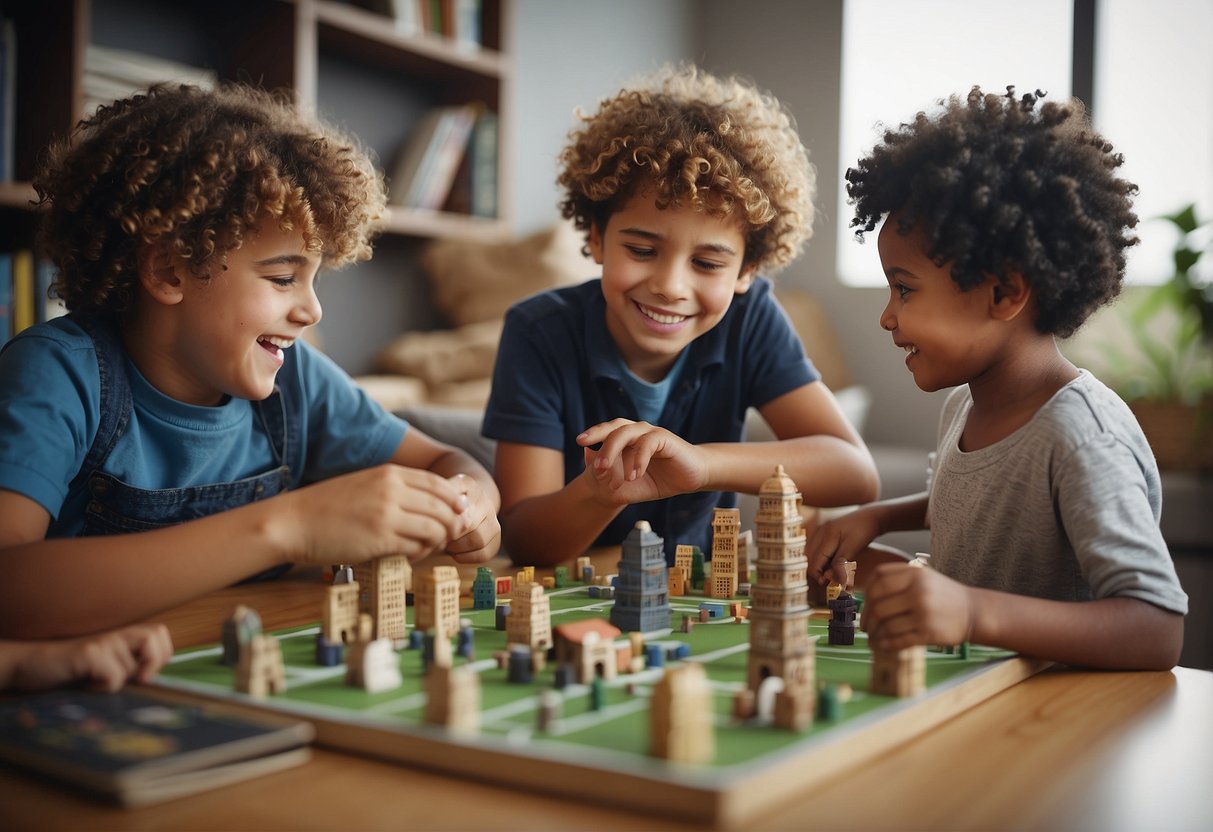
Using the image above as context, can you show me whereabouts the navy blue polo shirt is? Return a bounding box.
[483,277,818,562]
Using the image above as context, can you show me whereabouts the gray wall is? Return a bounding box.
[509,0,943,449]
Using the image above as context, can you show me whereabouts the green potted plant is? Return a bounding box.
[1096,204,1213,470]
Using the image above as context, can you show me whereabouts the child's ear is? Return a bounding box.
[734,265,757,295]
[989,271,1032,321]
[137,246,185,305]
[587,222,605,265]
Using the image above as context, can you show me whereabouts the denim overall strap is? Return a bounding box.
[65,318,133,502]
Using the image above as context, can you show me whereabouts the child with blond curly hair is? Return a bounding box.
[0,83,500,639]
[485,65,879,565]
[807,87,1186,670]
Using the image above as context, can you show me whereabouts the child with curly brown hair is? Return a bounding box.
[807,87,1187,670]
[0,83,501,639]
[484,65,879,565]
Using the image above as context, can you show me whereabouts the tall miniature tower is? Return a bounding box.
[737,529,755,591]
[650,663,714,763]
[353,554,411,641]
[322,580,361,644]
[708,507,740,599]
[674,544,695,586]
[471,566,496,610]
[746,466,815,693]
[506,581,552,652]
[415,565,461,638]
[610,521,671,632]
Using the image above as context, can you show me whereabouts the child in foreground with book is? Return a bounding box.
[0,83,501,639]
[808,86,1187,670]
[484,65,879,565]
[0,624,172,692]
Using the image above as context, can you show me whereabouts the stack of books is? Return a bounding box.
[0,250,63,347]
[388,104,497,217]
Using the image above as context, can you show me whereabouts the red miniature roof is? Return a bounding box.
[554,618,621,643]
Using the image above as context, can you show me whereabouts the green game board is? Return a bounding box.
[155,584,1046,826]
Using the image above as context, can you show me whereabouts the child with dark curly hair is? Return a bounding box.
[807,87,1187,670]
[484,65,879,565]
[0,83,501,639]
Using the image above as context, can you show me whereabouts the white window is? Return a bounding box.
[1094,0,1213,283]
[838,0,1213,286]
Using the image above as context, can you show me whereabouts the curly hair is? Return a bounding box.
[557,64,815,275]
[33,82,387,324]
[846,86,1138,338]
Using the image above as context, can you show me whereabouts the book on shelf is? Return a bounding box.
[10,248,32,336]
[83,44,216,116]
[0,688,314,808]
[447,0,482,49]
[468,110,498,218]
[0,17,15,181]
[0,252,11,345]
[388,104,479,211]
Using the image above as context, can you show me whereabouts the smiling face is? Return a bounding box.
[136,222,323,406]
[588,191,754,383]
[876,215,1002,393]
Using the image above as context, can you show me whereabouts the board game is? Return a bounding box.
[155,575,1047,827]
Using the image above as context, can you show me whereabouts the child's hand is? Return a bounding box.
[284,464,471,565]
[4,623,174,693]
[806,508,882,585]
[576,419,708,505]
[861,563,975,652]
[443,473,502,563]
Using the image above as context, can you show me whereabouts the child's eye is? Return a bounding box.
[693,259,727,272]
[895,283,911,299]
[624,245,655,259]
[269,276,297,287]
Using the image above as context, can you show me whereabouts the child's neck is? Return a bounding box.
[961,340,1079,451]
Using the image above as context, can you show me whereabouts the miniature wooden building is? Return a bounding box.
[870,645,926,697]
[553,618,621,683]
[506,581,552,653]
[471,566,496,610]
[235,633,286,698]
[322,581,361,644]
[424,664,480,736]
[746,466,815,694]
[221,604,262,667]
[667,566,687,597]
[737,529,754,587]
[674,544,695,585]
[610,521,671,632]
[353,554,411,641]
[415,564,461,638]
[650,663,714,763]
[708,507,740,599]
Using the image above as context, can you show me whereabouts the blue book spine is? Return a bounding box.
[0,252,12,345]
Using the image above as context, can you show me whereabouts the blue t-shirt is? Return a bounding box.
[0,317,407,534]
[483,277,818,559]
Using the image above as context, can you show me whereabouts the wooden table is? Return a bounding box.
[3,551,1211,831]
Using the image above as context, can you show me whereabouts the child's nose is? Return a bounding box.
[293,285,323,326]
[648,260,689,301]
[879,298,896,331]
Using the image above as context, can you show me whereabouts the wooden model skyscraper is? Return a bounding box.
[709,507,740,599]
[610,520,671,632]
[506,581,552,653]
[746,466,814,692]
[415,564,461,638]
[353,555,411,641]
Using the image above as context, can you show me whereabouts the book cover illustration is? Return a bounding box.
[0,689,312,806]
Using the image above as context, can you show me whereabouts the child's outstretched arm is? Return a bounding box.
[806,491,931,586]
[0,623,173,692]
[577,383,879,512]
[0,443,485,637]
[861,562,1184,670]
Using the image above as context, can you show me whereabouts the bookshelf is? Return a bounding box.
[0,0,513,363]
